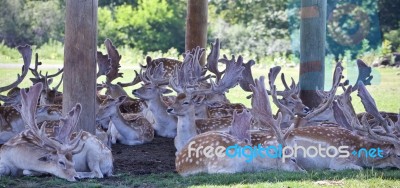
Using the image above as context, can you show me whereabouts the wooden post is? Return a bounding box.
[185,0,208,66]
[63,0,98,133]
[299,0,327,108]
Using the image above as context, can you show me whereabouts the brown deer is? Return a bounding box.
[0,83,80,181]
[96,95,154,145]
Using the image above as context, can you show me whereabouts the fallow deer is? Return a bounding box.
[167,47,245,152]
[176,90,304,176]
[277,82,400,170]
[0,83,80,181]
[96,96,154,145]
[132,62,177,138]
[47,103,114,179]
[0,105,62,144]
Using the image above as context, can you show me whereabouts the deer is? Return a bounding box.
[264,81,400,171]
[27,51,64,105]
[0,83,80,181]
[96,95,154,145]
[175,80,304,176]
[45,103,114,179]
[167,47,247,152]
[132,62,177,138]
[0,105,62,144]
[267,65,343,129]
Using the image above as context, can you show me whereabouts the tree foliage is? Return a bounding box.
[98,0,186,52]
[0,0,64,46]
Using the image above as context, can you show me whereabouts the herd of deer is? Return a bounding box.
[0,38,399,181]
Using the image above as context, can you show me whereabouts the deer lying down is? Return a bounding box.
[45,104,113,179]
[96,95,154,145]
[0,105,62,144]
[281,82,400,171]
[0,83,79,181]
[176,110,304,176]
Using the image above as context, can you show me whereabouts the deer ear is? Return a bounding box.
[192,95,205,104]
[160,88,173,94]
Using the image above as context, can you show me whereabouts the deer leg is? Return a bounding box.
[0,163,12,176]
[23,170,45,176]
[329,158,363,170]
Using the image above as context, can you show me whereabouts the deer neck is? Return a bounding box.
[109,107,138,139]
[147,95,176,125]
[175,107,197,152]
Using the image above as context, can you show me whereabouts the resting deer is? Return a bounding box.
[167,47,246,152]
[0,83,80,181]
[96,95,154,145]
[0,105,62,144]
[271,82,400,170]
[132,62,177,138]
[176,85,304,176]
[47,103,113,179]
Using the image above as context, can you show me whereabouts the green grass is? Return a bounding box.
[0,169,400,187]
[1,64,399,113]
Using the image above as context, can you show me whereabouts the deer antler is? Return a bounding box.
[229,110,252,143]
[96,51,112,78]
[210,55,244,94]
[268,66,295,119]
[54,104,84,151]
[52,74,63,91]
[29,52,63,86]
[117,70,142,87]
[206,38,224,82]
[352,59,373,91]
[250,76,286,146]
[105,39,123,83]
[304,66,342,120]
[238,59,255,92]
[15,83,64,151]
[0,45,32,93]
[140,62,169,86]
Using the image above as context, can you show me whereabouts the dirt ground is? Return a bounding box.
[111,136,177,175]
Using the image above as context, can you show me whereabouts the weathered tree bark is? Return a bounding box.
[299,0,327,108]
[185,0,208,66]
[63,0,98,133]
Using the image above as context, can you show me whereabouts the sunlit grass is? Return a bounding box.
[1,169,400,187]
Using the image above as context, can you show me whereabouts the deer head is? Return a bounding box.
[8,83,80,181]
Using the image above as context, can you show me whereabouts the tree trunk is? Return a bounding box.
[299,0,327,108]
[185,0,208,66]
[63,0,98,133]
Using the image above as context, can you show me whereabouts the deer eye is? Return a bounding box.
[58,161,65,167]
[183,102,189,105]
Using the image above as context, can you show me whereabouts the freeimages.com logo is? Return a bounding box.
[187,141,384,163]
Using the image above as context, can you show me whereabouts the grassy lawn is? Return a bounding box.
[0,169,400,187]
